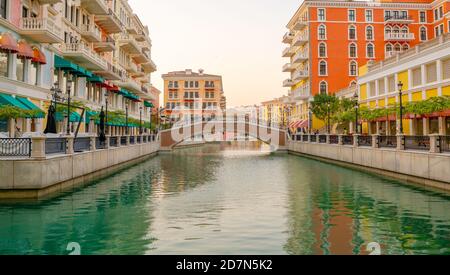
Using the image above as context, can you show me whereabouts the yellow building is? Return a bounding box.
[358,33,450,136]
[162,69,225,122]
[261,96,293,127]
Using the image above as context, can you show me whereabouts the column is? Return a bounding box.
[397,134,405,150]
[429,134,440,153]
[423,118,430,136]
[372,134,379,149]
[8,118,15,138]
[376,122,381,135]
[66,136,74,154]
[438,117,446,136]
[8,53,16,80]
[90,136,96,151]
[23,59,30,84]
[30,136,46,159]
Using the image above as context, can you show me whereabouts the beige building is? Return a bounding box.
[162,69,225,122]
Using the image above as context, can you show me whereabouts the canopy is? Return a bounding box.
[85,110,98,123]
[56,111,82,123]
[15,97,45,118]
[0,32,18,53]
[290,120,308,129]
[17,40,33,59]
[144,101,154,108]
[54,55,92,77]
[32,47,47,64]
[119,88,140,101]
[88,75,105,83]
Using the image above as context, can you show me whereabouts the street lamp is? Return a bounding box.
[104,91,109,135]
[66,75,73,136]
[398,81,404,135]
[125,99,129,135]
[139,106,143,135]
[353,92,360,135]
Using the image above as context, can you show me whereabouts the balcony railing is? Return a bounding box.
[291,86,310,100]
[74,137,92,152]
[440,136,450,153]
[385,15,413,23]
[282,63,293,72]
[45,138,67,155]
[379,136,397,149]
[342,136,354,146]
[283,79,294,87]
[293,70,309,81]
[283,32,295,43]
[358,136,373,147]
[293,51,308,63]
[293,33,308,46]
[19,17,63,43]
[0,138,31,157]
[282,47,294,57]
[61,43,107,70]
[385,33,415,41]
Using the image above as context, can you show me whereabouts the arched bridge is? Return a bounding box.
[160,120,287,151]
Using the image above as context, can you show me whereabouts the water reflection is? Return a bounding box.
[0,143,449,255]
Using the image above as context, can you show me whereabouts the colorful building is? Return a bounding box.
[283,0,450,132]
[358,32,450,136]
[261,96,295,128]
[162,69,225,123]
[0,0,157,137]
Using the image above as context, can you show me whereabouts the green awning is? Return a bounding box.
[56,111,82,123]
[16,97,45,118]
[144,101,154,108]
[85,110,98,123]
[119,89,140,101]
[73,67,93,78]
[87,75,104,83]
[54,55,92,77]
[0,93,29,109]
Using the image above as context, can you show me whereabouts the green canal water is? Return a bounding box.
[0,143,450,255]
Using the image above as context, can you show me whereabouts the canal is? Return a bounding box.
[0,143,449,255]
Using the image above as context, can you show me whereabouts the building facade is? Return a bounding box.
[0,0,157,137]
[283,0,450,131]
[358,32,450,136]
[162,69,225,123]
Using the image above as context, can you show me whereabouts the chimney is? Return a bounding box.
[186,69,192,75]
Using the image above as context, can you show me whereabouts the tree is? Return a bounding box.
[310,94,340,133]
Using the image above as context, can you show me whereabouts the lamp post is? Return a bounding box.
[50,82,62,107]
[125,99,129,135]
[104,91,109,135]
[66,75,73,136]
[353,92,360,135]
[139,106,143,135]
[398,81,404,135]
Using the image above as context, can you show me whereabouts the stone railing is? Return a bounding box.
[0,134,159,159]
[290,134,449,154]
[20,17,62,38]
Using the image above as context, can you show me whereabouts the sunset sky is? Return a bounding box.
[129,0,301,107]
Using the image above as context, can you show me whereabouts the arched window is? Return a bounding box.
[319,60,327,76]
[319,81,328,95]
[420,26,427,41]
[349,43,357,58]
[394,43,401,52]
[385,26,392,35]
[318,42,327,57]
[366,26,374,40]
[402,44,409,51]
[385,43,393,56]
[349,80,357,87]
[349,25,357,40]
[401,26,408,34]
[318,24,326,40]
[393,26,400,34]
[349,61,358,76]
[366,43,375,58]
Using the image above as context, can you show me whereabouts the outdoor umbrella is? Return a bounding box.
[44,104,57,134]
[99,107,106,143]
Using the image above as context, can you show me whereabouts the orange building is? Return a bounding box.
[283,0,450,131]
[162,69,225,123]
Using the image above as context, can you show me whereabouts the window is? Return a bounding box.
[0,51,8,77]
[385,26,392,35]
[0,0,7,19]
[349,61,357,76]
[319,81,328,95]
[420,11,426,23]
[348,10,356,22]
[319,60,327,76]
[365,10,373,22]
[319,42,327,57]
[349,43,357,58]
[367,43,375,58]
[412,67,422,87]
[420,26,427,41]
[426,63,437,83]
[318,24,326,40]
[443,59,450,80]
[184,81,188,88]
[394,43,401,52]
[16,58,25,82]
[435,24,444,37]
[366,26,373,40]
[29,62,38,85]
[402,44,409,51]
[348,25,356,40]
[385,43,393,55]
[434,7,443,21]
[318,8,325,21]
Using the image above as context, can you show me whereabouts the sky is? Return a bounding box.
[129,0,301,107]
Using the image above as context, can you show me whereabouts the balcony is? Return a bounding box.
[132,67,145,78]
[95,9,123,34]
[283,79,294,87]
[80,25,101,42]
[293,70,309,81]
[292,51,308,64]
[282,32,295,44]
[94,62,124,81]
[142,60,157,73]
[282,47,294,57]
[292,86,310,100]
[19,18,63,43]
[60,43,107,71]
[94,35,116,52]
[385,33,415,41]
[124,61,138,74]
[293,20,308,31]
[385,16,414,24]
[80,0,108,15]
[293,33,308,47]
[139,41,150,51]
[282,63,295,72]
[133,50,150,64]
[119,34,141,55]
[39,0,62,4]
[115,77,142,94]
[126,22,138,35]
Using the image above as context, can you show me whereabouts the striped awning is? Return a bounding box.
[32,47,46,64]
[0,93,44,118]
[290,120,308,129]
[17,40,33,59]
[0,32,18,53]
